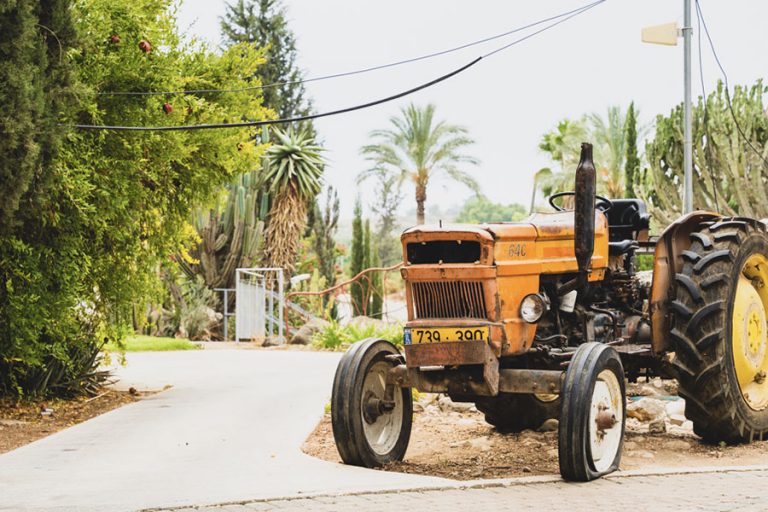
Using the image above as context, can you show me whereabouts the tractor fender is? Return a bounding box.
[650,211,721,354]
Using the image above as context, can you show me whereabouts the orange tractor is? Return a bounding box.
[331,143,768,481]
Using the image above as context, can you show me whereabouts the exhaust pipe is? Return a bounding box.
[559,142,596,296]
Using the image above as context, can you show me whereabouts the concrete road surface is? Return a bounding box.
[0,350,448,512]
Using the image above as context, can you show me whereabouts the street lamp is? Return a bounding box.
[642,1,693,214]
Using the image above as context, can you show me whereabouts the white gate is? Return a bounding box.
[235,268,284,343]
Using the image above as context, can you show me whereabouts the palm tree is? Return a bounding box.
[359,103,479,225]
[588,106,627,198]
[530,167,552,213]
[260,127,324,275]
[538,118,589,197]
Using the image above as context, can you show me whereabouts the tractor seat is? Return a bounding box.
[606,199,650,255]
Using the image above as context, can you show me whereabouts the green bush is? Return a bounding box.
[312,320,404,351]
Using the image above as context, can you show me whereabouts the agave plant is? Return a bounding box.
[260,127,324,275]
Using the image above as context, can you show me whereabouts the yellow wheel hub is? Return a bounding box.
[733,253,768,411]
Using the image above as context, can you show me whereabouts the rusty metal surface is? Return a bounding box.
[411,280,486,319]
[574,142,596,285]
[389,364,564,397]
[404,341,489,368]
[498,369,563,395]
[650,211,720,353]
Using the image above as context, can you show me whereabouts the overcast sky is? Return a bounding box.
[177,0,768,223]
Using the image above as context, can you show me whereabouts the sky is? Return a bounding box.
[177,0,768,224]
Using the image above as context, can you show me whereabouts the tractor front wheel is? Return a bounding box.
[670,218,768,442]
[331,338,413,467]
[558,342,626,481]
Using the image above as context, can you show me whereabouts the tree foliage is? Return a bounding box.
[0,0,270,398]
[455,197,528,223]
[349,200,365,313]
[360,103,479,225]
[220,0,309,120]
[311,186,340,298]
[642,80,768,225]
[260,127,325,275]
[624,102,640,198]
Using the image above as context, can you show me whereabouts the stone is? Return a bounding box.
[412,402,424,413]
[546,448,559,458]
[623,440,638,450]
[289,318,331,345]
[467,437,492,452]
[627,398,667,422]
[457,418,477,427]
[669,414,687,426]
[626,449,655,459]
[649,419,667,434]
[438,395,474,413]
[662,439,691,450]
[665,399,686,417]
[537,418,559,432]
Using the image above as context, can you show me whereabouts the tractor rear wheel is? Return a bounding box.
[474,393,560,432]
[670,218,768,442]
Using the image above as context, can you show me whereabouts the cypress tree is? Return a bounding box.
[624,102,640,199]
[369,240,383,318]
[349,200,364,314]
[362,219,371,315]
[0,0,46,233]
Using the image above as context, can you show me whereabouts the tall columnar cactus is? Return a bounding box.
[641,80,768,226]
[179,170,265,289]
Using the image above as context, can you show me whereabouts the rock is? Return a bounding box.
[457,418,477,427]
[627,398,667,422]
[522,466,532,473]
[669,414,687,426]
[412,402,424,413]
[0,419,27,426]
[546,448,558,458]
[623,440,638,450]
[626,382,661,397]
[289,318,331,345]
[627,450,655,459]
[464,437,492,452]
[662,439,691,450]
[537,418,559,432]
[348,316,388,330]
[438,395,474,413]
[663,379,679,395]
[424,404,440,415]
[665,399,686,417]
[651,377,663,388]
[649,419,667,434]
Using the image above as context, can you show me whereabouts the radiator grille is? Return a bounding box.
[411,281,487,319]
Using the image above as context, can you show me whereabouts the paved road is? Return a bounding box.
[0,350,447,512]
[163,468,768,512]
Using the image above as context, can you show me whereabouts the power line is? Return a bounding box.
[95,0,605,97]
[694,0,719,212]
[696,0,768,169]
[69,0,606,132]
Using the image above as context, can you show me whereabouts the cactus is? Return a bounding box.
[178,170,265,289]
[641,80,768,226]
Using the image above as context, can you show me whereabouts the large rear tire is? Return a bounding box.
[558,342,625,481]
[474,393,560,432]
[670,218,768,442]
[331,338,413,467]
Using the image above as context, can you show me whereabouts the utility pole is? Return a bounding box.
[682,0,693,213]
[642,0,694,214]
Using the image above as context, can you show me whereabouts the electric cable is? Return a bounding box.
[695,0,719,213]
[95,0,605,97]
[696,0,768,169]
[68,0,606,131]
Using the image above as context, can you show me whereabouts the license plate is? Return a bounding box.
[404,326,489,345]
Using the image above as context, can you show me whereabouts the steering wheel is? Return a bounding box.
[548,192,613,213]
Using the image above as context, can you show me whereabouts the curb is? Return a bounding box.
[142,464,768,511]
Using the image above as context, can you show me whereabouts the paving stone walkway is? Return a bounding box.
[163,468,768,512]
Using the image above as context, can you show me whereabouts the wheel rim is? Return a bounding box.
[360,361,403,456]
[588,369,623,473]
[732,253,768,411]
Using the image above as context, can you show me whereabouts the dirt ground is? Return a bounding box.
[0,389,140,455]
[303,398,768,480]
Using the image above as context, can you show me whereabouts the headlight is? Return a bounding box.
[520,293,547,323]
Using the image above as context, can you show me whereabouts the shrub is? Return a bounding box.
[312,320,403,351]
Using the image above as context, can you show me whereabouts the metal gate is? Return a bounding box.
[235,268,284,343]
